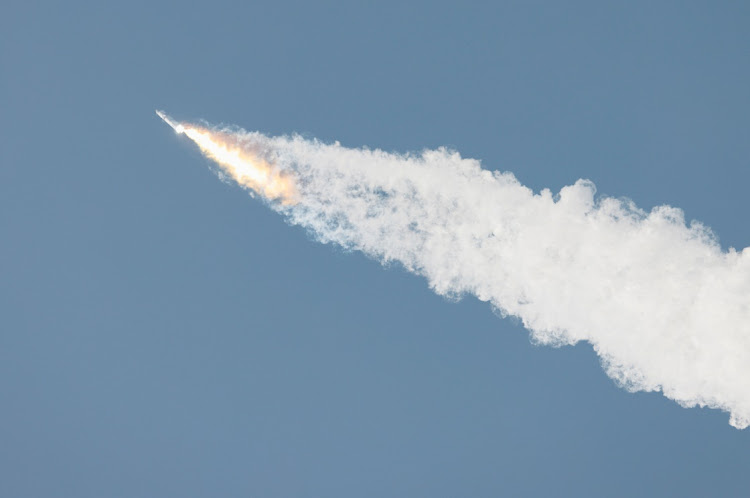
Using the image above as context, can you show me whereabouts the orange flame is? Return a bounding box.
[158,112,296,204]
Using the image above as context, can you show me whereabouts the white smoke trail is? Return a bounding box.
[169,117,750,429]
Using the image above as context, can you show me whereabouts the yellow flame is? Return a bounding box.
[177,124,296,204]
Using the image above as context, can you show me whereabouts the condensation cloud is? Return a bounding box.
[161,113,750,429]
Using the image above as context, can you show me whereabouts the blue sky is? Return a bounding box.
[2,1,750,496]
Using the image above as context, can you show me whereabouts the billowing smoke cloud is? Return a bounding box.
[162,114,750,429]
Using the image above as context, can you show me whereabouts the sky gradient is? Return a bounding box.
[2,1,750,496]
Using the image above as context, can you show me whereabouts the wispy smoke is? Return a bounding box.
[176,119,750,429]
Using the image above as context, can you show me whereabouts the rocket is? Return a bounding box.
[155,110,184,133]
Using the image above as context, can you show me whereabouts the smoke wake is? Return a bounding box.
[160,113,750,429]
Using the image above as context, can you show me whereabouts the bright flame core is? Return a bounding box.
[158,111,296,203]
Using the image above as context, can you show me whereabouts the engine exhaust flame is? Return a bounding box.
[156,110,296,203]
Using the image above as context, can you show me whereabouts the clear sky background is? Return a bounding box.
[2,1,749,496]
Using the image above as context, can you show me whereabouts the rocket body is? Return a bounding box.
[155,110,184,133]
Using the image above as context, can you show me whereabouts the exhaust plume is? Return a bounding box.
[158,111,750,429]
